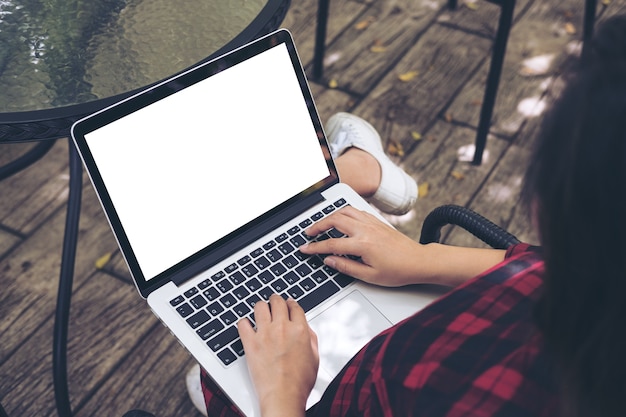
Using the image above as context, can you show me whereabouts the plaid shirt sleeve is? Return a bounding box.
[307,243,559,417]
[201,244,558,417]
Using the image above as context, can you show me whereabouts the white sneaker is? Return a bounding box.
[325,112,418,215]
[186,364,208,417]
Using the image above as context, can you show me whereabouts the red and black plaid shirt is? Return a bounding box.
[201,244,558,416]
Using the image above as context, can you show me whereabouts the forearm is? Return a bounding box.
[416,243,506,287]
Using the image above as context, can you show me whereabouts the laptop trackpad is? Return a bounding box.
[309,290,392,376]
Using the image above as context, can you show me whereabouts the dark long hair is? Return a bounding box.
[522,15,626,417]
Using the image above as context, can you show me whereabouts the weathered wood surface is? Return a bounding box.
[1,1,620,416]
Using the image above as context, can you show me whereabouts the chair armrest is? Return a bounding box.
[419,205,520,249]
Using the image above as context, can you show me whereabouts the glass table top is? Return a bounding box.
[0,0,268,113]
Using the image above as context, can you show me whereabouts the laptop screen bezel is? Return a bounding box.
[71,29,339,298]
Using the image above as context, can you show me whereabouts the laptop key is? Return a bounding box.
[184,287,199,298]
[207,302,224,316]
[275,233,289,243]
[246,294,261,308]
[237,255,251,266]
[282,255,298,269]
[245,277,262,292]
[259,286,274,301]
[233,302,251,317]
[217,279,234,293]
[217,348,237,366]
[290,234,306,248]
[299,218,313,228]
[287,226,300,235]
[284,271,300,285]
[207,326,239,352]
[203,287,220,301]
[278,242,295,255]
[262,241,276,250]
[229,271,246,285]
[254,255,271,270]
[196,319,224,340]
[258,270,275,284]
[322,205,335,214]
[169,295,184,306]
[298,281,340,313]
[242,263,259,277]
[233,286,250,300]
[267,248,283,262]
[300,278,316,292]
[311,212,323,221]
[287,285,304,299]
[186,309,210,329]
[250,247,264,258]
[225,263,238,273]
[220,310,237,326]
[334,273,355,288]
[231,339,245,356]
[271,278,288,293]
[211,271,226,282]
[334,198,347,207]
[219,293,236,308]
[295,264,312,278]
[176,303,194,318]
[198,279,211,290]
[190,294,208,309]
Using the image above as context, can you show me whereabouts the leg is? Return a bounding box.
[325,113,418,215]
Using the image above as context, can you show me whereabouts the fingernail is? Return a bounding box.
[324,257,336,268]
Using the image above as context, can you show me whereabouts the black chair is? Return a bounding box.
[419,204,520,249]
[312,0,598,165]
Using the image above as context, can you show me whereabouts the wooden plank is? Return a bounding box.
[308,0,446,95]
[0,139,70,235]
[74,325,202,417]
[374,121,509,244]
[282,0,371,68]
[446,0,592,138]
[0,270,158,417]
[0,181,120,362]
[0,229,20,258]
[309,83,360,126]
[353,22,492,156]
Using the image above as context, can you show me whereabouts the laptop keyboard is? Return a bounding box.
[168,198,354,366]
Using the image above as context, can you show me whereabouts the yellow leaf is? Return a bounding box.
[398,71,419,82]
[464,1,478,10]
[387,140,405,157]
[450,171,465,180]
[565,22,576,35]
[602,0,611,5]
[328,79,338,89]
[355,16,375,30]
[370,45,387,53]
[418,182,430,198]
[444,112,453,123]
[411,131,422,141]
[95,252,112,269]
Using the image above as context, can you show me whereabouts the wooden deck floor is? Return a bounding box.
[1,1,624,416]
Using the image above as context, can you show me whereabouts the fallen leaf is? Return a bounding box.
[450,171,465,180]
[387,140,405,157]
[398,70,419,82]
[95,252,112,269]
[370,44,387,53]
[355,16,375,30]
[563,10,574,18]
[444,112,453,123]
[329,79,338,89]
[470,99,482,106]
[418,182,430,198]
[565,22,576,35]
[411,131,422,141]
[464,1,478,10]
[602,0,611,4]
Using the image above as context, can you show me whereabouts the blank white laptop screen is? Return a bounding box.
[84,44,330,280]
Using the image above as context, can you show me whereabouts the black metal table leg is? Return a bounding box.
[53,138,83,417]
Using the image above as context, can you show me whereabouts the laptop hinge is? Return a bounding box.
[170,191,327,287]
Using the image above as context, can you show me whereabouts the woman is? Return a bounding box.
[200,15,626,417]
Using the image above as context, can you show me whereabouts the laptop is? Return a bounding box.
[71,29,443,416]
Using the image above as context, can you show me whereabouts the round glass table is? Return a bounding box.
[0,1,291,416]
[0,0,290,142]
